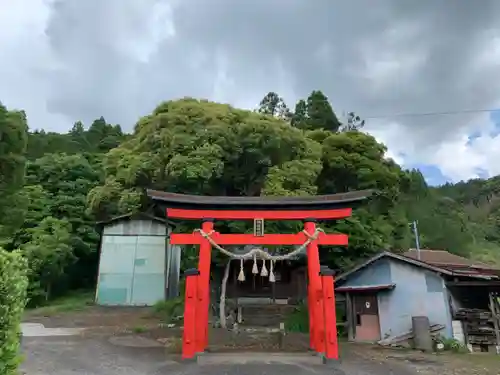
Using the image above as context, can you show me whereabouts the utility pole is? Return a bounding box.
[411,220,421,260]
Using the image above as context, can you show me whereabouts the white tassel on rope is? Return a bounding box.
[252,254,259,274]
[238,259,245,281]
[269,260,275,283]
[260,259,268,277]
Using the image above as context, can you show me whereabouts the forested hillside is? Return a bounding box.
[1,91,499,305]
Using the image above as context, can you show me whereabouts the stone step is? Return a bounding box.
[197,352,323,365]
[242,304,296,313]
[241,316,287,327]
[240,304,297,327]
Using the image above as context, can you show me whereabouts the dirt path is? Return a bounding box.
[25,305,160,329]
[349,344,499,375]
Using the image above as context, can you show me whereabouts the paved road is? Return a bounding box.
[21,336,417,375]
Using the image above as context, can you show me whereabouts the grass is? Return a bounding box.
[152,297,184,322]
[460,352,500,366]
[285,303,309,333]
[131,325,147,333]
[26,290,95,315]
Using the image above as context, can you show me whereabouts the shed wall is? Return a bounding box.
[96,219,180,306]
[378,260,451,339]
[102,220,166,236]
[340,258,392,288]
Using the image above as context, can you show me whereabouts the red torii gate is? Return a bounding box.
[147,190,372,362]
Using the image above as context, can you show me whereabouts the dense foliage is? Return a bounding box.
[0,248,28,375]
[0,90,499,308]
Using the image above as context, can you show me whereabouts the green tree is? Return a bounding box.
[69,121,91,150]
[27,130,83,159]
[88,98,316,217]
[87,116,124,152]
[0,103,28,241]
[25,153,102,289]
[23,217,75,302]
[9,185,52,249]
[317,131,402,196]
[258,92,292,120]
[317,131,410,265]
[340,112,365,132]
[291,99,307,129]
[87,98,414,270]
[306,90,341,132]
[70,121,85,137]
[27,117,125,159]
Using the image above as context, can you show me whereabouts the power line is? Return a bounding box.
[362,107,499,120]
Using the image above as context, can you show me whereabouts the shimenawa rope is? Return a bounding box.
[194,228,324,282]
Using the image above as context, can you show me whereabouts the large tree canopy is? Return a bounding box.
[86,98,411,268]
[88,99,322,214]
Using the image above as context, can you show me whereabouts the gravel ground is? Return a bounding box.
[20,335,419,375]
[21,306,498,375]
[21,336,177,375]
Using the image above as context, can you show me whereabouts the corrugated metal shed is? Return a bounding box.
[95,213,180,306]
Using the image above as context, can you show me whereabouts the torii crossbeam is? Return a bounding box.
[147,189,372,362]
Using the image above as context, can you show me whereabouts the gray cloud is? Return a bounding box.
[165,0,500,145]
[45,1,500,131]
[3,0,500,180]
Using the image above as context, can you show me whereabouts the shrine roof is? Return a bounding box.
[146,189,374,211]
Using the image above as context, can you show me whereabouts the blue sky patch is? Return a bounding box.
[477,167,489,179]
[411,164,448,186]
[466,131,481,146]
[489,109,500,138]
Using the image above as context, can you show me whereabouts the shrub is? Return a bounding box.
[0,248,29,375]
[285,301,347,336]
[152,297,184,322]
[285,303,309,333]
[435,336,467,353]
[152,279,186,323]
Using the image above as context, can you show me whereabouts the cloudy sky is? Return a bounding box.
[2,0,500,185]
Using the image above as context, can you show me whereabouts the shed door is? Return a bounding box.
[130,236,166,305]
[97,236,137,305]
[354,294,381,342]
